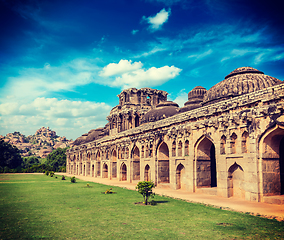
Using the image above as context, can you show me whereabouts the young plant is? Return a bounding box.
[61,175,66,180]
[49,171,54,177]
[136,181,155,205]
[70,176,76,183]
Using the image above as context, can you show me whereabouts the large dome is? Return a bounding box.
[203,67,282,105]
[141,101,179,123]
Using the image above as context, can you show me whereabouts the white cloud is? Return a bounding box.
[111,65,182,89]
[99,60,181,89]
[99,60,143,77]
[0,58,100,103]
[143,8,171,31]
[168,89,188,107]
[0,97,111,140]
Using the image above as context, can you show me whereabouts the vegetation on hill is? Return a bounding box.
[0,127,73,158]
[0,139,67,173]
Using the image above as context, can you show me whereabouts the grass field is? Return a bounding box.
[0,174,283,240]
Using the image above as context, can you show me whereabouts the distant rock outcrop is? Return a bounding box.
[0,127,73,158]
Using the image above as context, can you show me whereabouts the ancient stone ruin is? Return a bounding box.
[66,67,284,204]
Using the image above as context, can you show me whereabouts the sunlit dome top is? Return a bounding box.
[203,67,282,105]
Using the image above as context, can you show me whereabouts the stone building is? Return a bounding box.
[66,67,284,204]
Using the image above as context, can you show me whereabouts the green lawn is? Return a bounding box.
[0,174,283,240]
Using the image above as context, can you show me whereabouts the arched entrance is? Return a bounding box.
[158,142,169,183]
[144,164,151,181]
[228,163,244,198]
[112,150,117,178]
[133,146,140,180]
[261,125,284,196]
[121,163,127,181]
[102,163,108,178]
[195,136,217,188]
[96,151,101,177]
[176,164,185,189]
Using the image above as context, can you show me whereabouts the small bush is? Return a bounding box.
[45,171,49,176]
[136,181,155,205]
[71,176,76,183]
[61,175,66,180]
[49,171,54,177]
[86,183,90,187]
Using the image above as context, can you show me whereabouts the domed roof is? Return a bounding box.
[141,101,179,123]
[73,128,104,146]
[179,86,207,113]
[203,67,282,105]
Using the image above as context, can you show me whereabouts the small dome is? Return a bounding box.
[203,67,282,105]
[179,86,206,113]
[73,128,104,145]
[141,101,179,123]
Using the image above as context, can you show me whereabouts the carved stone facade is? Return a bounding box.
[66,67,284,204]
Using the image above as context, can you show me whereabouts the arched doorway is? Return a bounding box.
[102,163,108,178]
[96,151,101,177]
[176,164,185,189]
[92,164,94,177]
[133,146,140,180]
[261,126,284,196]
[158,142,169,183]
[135,115,139,127]
[144,164,151,181]
[196,136,217,188]
[228,163,244,198]
[112,150,117,178]
[121,163,127,181]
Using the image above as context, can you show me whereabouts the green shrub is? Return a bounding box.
[45,171,49,176]
[70,176,76,183]
[61,175,66,180]
[50,171,54,177]
[136,181,155,205]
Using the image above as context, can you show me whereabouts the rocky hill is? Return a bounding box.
[0,127,73,158]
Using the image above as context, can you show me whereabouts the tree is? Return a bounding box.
[45,147,67,172]
[22,156,40,169]
[136,181,155,205]
[0,139,22,172]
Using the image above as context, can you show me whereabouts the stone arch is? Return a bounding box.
[91,164,94,177]
[228,163,245,198]
[135,114,140,127]
[157,142,169,183]
[176,163,185,189]
[178,141,182,157]
[144,164,151,181]
[120,163,127,181]
[260,125,284,196]
[172,141,176,157]
[184,140,189,156]
[102,163,108,178]
[195,136,217,188]
[220,135,226,155]
[242,131,249,153]
[132,146,140,180]
[96,150,101,177]
[230,133,237,154]
[111,150,117,178]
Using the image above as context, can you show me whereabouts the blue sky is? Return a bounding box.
[0,0,283,140]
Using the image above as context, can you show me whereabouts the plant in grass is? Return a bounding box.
[136,181,155,205]
[104,188,114,194]
[86,183,90,187]
[49,171,54,177]
[70,176,76,183]
[45,171,49,176]
[61,175,66,180]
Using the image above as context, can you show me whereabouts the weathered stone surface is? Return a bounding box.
[67,67,284,204]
